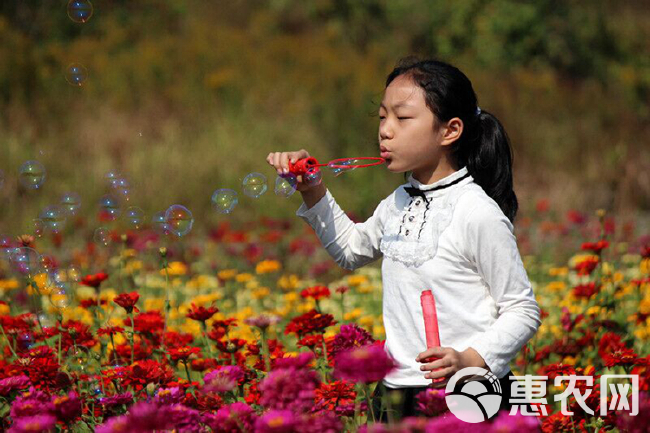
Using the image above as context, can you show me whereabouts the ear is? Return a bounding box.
[440,117,464,147]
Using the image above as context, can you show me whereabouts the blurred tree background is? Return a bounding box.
[0,0,649,234]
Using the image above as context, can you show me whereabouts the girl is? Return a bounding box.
[266,57,541,421]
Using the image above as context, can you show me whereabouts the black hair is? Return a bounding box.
[385,56,518,223]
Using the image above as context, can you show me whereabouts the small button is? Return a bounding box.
[408,216,415,222]
[405,230,410,236]
[415,200,421,206]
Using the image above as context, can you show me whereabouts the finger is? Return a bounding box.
[426,366,455,381]
[280,153,290,174]
[266,153,275,165]
[416,347,446,362]
[431,378,449,389]
[419,358,448,371]
[273,153,283,174]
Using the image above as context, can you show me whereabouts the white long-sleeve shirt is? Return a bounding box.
[296,166,541,387]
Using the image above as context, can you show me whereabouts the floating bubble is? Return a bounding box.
[67,266,81,282]
[99,194,121,220]
[40,255,58,273]
[274,174,298,198]
[17,333,34,351]
[165,205,193,237]
[50,286,71,310]
[38,312,56,330]
[93,227,111,246]
[65,346,89,372]
[105,171,121,187]
[152,211,171,236]
[39,205,67,233]
[303,168,322,187]
[19,160,46,190]
[31,219,45,238]
[242,172,268,198]
[211,189,238,214]
[67,0,93,23]
[0,236,15,261]
[328,159,358,177]
[65,63,88,87]
[9,247,42,277]
[124,206,145,229]
[60,192,81,215]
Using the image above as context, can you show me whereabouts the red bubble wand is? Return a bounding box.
[421,289,445,384]
[288,157,386,178]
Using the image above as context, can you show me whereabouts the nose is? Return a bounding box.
[379,120,393,141]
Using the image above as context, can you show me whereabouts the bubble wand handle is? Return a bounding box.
[421,289,445,384]
[288,157,387,176]
[288,157,320,177]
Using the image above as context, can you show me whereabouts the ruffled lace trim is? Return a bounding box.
[379,181,476,268]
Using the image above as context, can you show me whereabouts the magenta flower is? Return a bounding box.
[245,315,281,330]
[260,354,321,413]
[424,413,483,432]
[333,344,396,384]
[53,392,82,423]
[155,387,184,405]
[330,324,375,360]
[8,414,56,433]
[616,392,650,433]
[0,375,30,396]
[10,388,54,419]
[273,351,314,370]
[255,410,297,433]
[203,402,258,433]
[203,365,245,393]
[96,416,130,433]
[415,388,448,417]
[168,404,203,433]
[297,411,343,433]
[98,392,133,408]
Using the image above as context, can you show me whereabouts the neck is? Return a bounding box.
[412,159,460,185]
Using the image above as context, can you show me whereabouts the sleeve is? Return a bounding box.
[295,189,387,271]
[462,202,542,379]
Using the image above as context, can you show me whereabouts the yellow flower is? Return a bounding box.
[347,275,368,287]
[568,254,599,269]
[359,316,374,329]
[562,356,577,365]
[634,328,648,340]
[125,260,143,274]
[549,267,569,277]
[246,280,260,290]
[297,302,315,313]
[162,261,188,276]
[344,308,363,321]
[145,298,165,311]
[191,293,222,306]
[256,260,282,275]
[236,273,254,283]
[373,324,385,337]
[545,281,566,293]
[0,278,19,291]
[284,292,299,303]
[357,285,375,294]
[0,303,9,315]
[641,258,650,275]
[278,274,300,291]
[252,287,271,299]
[640,299,650,315]
[218,269,238,281]
[586,306,601,316]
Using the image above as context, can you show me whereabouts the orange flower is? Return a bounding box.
[81,272,109,288]
[300,286,331,301]
[186,304,219,323]
[113,292,140,313]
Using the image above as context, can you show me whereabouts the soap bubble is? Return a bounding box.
[124,206,145,229]
[105,171,121,187]
[0,236,16,261]
[67,0,93,23]
[40,255,58,274]
[93,227,111,246]
[328,159,358,177]
[17,333,34,351]
[65,63,88,87]
[99,194,121,220]
[50,286,71,310]
[211,189,238,214]
[67,265,81,282]
[32,218,45,238]
[152,211,171,236]
[274,174,297,198]
[303,168,322,187]
[37,312,56,330]
[165,205,193,237]
[242,173,268,198]
[60,192,81,215]
[111,178,131,203]
[9,247,42,277]
[19,160,46,190]
[39,205,67,233]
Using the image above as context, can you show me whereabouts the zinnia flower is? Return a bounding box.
[284,309,336,338]
[203,365,245,393]
[8,414,57,433]
[329,323,375,360]
[113,292,140,314]
[333,344,396,384]
[186,304,219,322]
[0,375,31,396]
[254,410,296,433]
[53,392,82,423]
[81,272,109,288]
[300,286,330,301]
[415,388,448,417]
[581,240,609,254]
[203,402,257,433]
[169,346,201,363]
[260,353,320,413]
[245,315,281,330]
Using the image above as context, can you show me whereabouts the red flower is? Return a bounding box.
[535,199,550,213]
[603,347,639,368]
[81,272,109,289]
[186,304,219,322]
[113,292,140,314]
[284,309,337,338]
[314,380,356,412]
[124,311,164,335]
[541,363,576,380]
[300,286,331,301]
[598,332,625,358]
[572,282,600,299]
[208,318,238,341]
[169,346,201,362]
[97,326,124,337]
[335,286,349,295]
[297,334,324,349]
[122,360,174,391]
[164,331,195,349]
[581,240,609,254]
[574,257,599,275]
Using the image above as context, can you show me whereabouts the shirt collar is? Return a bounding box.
[406,166,472,193]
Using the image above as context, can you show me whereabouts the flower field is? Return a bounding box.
[0,208,649,432]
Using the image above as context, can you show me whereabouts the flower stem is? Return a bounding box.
[0,324,18,360]
[201,322,214,359]
[129,311,135,365]
[183,361,192,383]
[364,383,376,423]
[260,329,271,373]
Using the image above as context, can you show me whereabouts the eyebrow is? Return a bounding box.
[379,102,414,110]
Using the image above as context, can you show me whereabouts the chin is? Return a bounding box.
[385,160,404,173]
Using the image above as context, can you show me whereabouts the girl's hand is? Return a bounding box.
[266,149,314,192]
[416,347,488,389]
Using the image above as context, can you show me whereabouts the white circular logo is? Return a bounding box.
[445,367,503,423]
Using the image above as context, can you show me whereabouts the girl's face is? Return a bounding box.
[378,75,460,181]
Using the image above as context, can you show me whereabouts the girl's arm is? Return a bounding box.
[296,186,389,271]
[462,202,542,379]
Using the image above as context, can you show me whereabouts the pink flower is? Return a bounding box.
[203,402,257,433]
[203,366,245,393]
[415,388,448,417]
[489,409,541,431]
[329,324,375,361]
[260,353,320,413]
[53,392,82,423]
[255,410,297,433]
[8,414,56,433]
[0,375,30,396]
[333,344,396,384]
